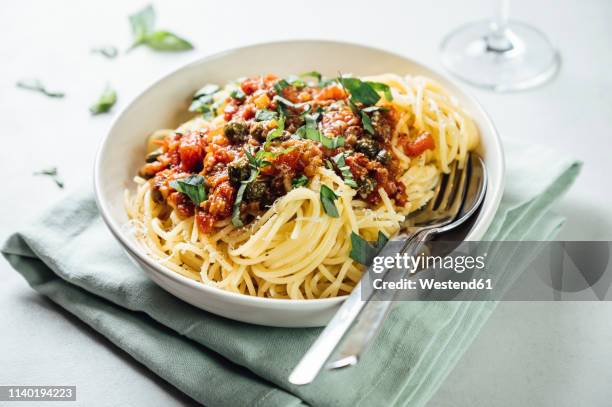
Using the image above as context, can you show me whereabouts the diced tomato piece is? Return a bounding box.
[345,154,369,179]
[195,210,215,233]
[239,104,255,120]
[403,132,435,157]
[178,132,203,172]
[315,85,346,101]
[240,78,259,95]
[168,192,195,218]
[224,102,238,121]
[213,147,234,164]
[274,150,302,171]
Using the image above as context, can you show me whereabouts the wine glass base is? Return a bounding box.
[440,20,560,92]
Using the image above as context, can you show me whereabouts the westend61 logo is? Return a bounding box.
[372,252,487,274]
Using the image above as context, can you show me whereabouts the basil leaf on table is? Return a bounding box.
[128,4,193,52]
[91,46,118,59]
[349,231,389,266]
[16,80,65,98]
[143,31,193,51]
[89,86,117,115]
[169,174,207,205]
[320,184,339,218]
[129,4,156,44]
[33,167,64,189]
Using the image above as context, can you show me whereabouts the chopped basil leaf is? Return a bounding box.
[189,84,220,119]
[273,95,304,110]
[349,231,389,266]
[33,166,64,189]
[255,109,278,121]
[16,80,65,98]
[232,168,258,227]
[320,184,339,217]
[274,79,290,94]
[300,71,322,84]
[360,110,375,135]
[244,147,259,168]
[338,76,380,106]
[246,146,271,170]
[89,85,117,115]
[169,174,207,205]
[332,153,358,188]
[361,106,389,113]
[244,117,287,173]
[287,75,306,88]
[128,5,193,52]
[366,82,393,101]
[230,88,246,101]
[91,45,118,59]
[296,113,344,148]
[265,115,285,145]
[320,135,345,149]
[291,175,309,189]
[320,77,338,87]
[193,84,220,98]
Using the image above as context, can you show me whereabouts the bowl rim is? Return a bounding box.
[93,39,505,308]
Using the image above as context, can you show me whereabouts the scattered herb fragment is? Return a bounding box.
[128,4,193,52]
[90,85,117,115]
[16,80,64,98]
[33,167,64,189]
[91,46,118,59]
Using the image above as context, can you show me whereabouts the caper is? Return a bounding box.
[245,180,267,202]
[355,137,381,159]
[375,149,391,165]
[224,120,249,143]
[228,157,251,186]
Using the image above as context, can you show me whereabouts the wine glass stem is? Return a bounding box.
[486,0,513,53]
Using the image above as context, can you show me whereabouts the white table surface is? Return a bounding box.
[1,0,611,405]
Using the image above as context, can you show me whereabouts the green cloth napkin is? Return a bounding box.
[2,140,581,407]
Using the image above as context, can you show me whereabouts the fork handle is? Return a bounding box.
[326,228,436,369]
[288,234,418,385]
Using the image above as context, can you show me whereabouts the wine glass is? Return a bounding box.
[440,0,560,92]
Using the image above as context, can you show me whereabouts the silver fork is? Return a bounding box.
[289,152,487,385]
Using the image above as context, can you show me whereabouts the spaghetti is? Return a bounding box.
[125,72,478,299]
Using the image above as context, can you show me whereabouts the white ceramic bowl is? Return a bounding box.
[94,40,505,327]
